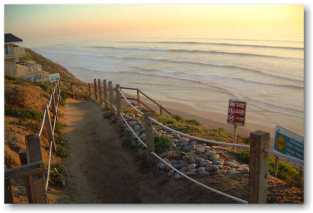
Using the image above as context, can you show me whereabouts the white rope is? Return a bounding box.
[38,109,47,137]
[119,111,247,203]
[119,92,249,149]
[150,152,248,204]
[45,140,53,191]
[120,113,147,148]
[119,90,144,115]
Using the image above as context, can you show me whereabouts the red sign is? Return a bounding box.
[227,99,246,126]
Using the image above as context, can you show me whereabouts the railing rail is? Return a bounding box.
[5,80,61,203]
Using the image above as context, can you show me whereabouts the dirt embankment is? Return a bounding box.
[4,48,88,203]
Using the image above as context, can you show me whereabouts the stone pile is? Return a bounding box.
[121,115,249,179]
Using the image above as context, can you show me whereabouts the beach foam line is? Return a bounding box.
[88,46,302,60]
[120,40,304,50]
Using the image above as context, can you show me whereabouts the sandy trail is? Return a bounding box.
[61,99,238,203]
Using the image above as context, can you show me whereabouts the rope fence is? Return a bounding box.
[5,80,61,203]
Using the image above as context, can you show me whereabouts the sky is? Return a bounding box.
[5,5,304,46]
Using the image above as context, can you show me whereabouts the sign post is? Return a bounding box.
[227,99,247,149]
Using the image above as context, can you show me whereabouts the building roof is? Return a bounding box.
[5,33,23,43]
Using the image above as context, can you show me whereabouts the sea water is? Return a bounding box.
[35,39,304,135]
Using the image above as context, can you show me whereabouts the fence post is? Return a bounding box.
[103,80,108,109]
[248,130,270,203]
[5,178,13,203]
[143,113,155,152]
[93,79,98,101]
[108,81,113,111]
[115,84,121,117]
[25,135,47,203]
[98,78,102,104]
[137,89,140,106]
[88,83,91,99]
[159,106,163,115]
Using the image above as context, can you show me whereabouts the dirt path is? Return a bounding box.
[60,99,238,203]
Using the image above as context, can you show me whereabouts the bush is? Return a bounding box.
[232,150,250,164]
[49,164,66,188]
[5,107,43,121]
[154,135,171,154]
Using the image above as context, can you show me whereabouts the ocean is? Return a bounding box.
[35,39,304,135]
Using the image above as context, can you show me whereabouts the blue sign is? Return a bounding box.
[49,73,60,82]
[273,126,304,165]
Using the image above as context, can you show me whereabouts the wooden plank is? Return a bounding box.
[108,81,113,110]
[248,131,270,203]
[93,79,98,101]
[88,83,91,99]
[98,78,102,104]
[143,113,155,152]
[26,135,47,203]
[5,177,13,203]
[103,80,108,109]
[5,161,44,179]
[115,84,121,116]
[120,86,138,91]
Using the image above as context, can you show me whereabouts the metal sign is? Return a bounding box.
[48,73,60,82]
[273,126,304,165]
[227,99,246,126]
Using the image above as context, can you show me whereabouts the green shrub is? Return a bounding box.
[154,135,171,154]
[49,164,66,188]
[185,119,200,126]
[34,81,52,93]
[5,107,42,121]
[232,150,250,164]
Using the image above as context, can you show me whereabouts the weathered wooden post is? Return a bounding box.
[25,135,47,203]
[248,131,270,203]
[103,80,108,109]
[5,177,13,203]
[115,84,121,117]
[98,78,102,104]
[93,79,98,101]
[159,105,163,115]
[88,83,91,99]
[137,89,140,106]
[108,81,113,111]
[143,113,155,152]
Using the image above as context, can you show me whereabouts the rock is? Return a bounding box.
[206,151,220,161]
[174,172,182,179]
[238,164,249,173]
[199,159,210,167]
[187,163,197,170]
[194,145,206,153]
[186,169,197,175]
[225,161,239,168]
[182,143,193,152]
[197,167,209,176]
[171,160,186,169]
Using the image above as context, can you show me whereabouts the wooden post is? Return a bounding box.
[108,81,113,111]
[159,106,163,115]
[136,89,140,106]
[233,123,238,151]
[5,178,13,203]
[88,83,91,99]
[143,113,155,152]
[248,131,270,203]
[25,135,47,203]
[93,79,98,101]
[115,84,121,117]
[98,78,102,104]
[103,80,108,109]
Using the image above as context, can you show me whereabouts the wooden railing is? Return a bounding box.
[88,78,270,203]
[5,80,61,204]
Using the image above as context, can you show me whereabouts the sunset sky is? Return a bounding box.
[5,5,304,46]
